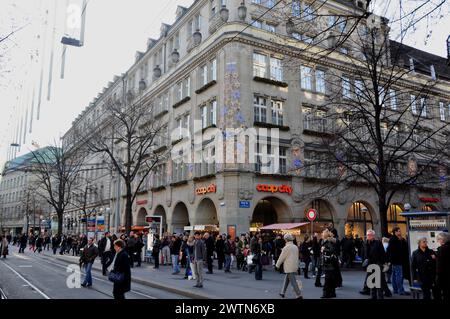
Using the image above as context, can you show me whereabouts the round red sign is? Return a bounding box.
[306,209,317,222]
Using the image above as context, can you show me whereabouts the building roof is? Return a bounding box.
[390,40,450,81]
[1,147,55,175]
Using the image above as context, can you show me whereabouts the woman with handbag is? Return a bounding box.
[109,239,131,300]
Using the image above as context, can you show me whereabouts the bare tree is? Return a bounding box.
[297,19,450,236]
[76,86,166,234]
[30,144,85,235]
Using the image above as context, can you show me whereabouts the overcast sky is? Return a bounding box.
[0,0,449,169]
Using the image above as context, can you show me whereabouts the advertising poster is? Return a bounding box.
[96,216,105,239]
[87,217,96,232]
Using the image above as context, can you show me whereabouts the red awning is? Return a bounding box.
[260,222,310,230]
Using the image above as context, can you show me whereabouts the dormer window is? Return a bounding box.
[409,58,415,72]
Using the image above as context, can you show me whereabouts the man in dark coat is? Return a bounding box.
[111,239,131,299]
[215,234,225,270]
[98,232,115,275]
[387,227,410,295]
[19,234,28,253]
[436,232,450,301]
[341,234,355,268]
[411,237,437,299]
[126,231,137,268]
[81,238,99,287]
[204,232,215,274]
[360,230,391,299]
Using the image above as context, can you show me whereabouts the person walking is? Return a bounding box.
[170,235,182,274]
[152,234,161,269]
[1,235,9,258]
[126,231,137,268]
[311,233,322,285]
[19,233,28,253]
[299,234,312,279]
[224,235,234,273]
[253,237,264,280]
[341,234,355,268]
[411,237,438,299]
[161,234,171,266]
[29,234,36,252]
[80,237,99,288]
[276,234,303,299]
[387,227,410,295]
[235,236,245,271]
[134,233,144,267]
[34,235,43,253]
[192,231,207,288]
[109,239,131,300]
[215,234,225,270]
[273,234,285,274]
[204,232,215,274]
[181,235,195,279]
[360,229,391,299]
[320,229,337,299]
[98,232,115,276]
[436,232,450,301]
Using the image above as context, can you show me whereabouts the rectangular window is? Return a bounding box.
[300,65,313,90]
[390,89,397,110]
[411,95,417,115]
[420,97,427,117]
[200,65,208,86]
[210,100,217,126]
[271,100,284,126]
[253,53,267,78]
[264,23,276,33]
[439,102,445,121]
[270,57,283,82]
[184,77,191,97]
[211,58,217,81]
[201,105,208,129]
[342,77,351,99]
[177,82,183,101]
[253,20,263,29]
[354,79,363,99]
[315,69,325,94]
[254,95,267,122]
[292,0,301,17]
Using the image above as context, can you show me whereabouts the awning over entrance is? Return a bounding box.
[260,222,309,230]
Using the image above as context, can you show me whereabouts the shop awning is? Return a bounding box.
[260,222,310,230]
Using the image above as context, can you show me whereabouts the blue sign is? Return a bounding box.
[239,201,251,208]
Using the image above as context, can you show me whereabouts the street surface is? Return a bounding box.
[0,245,186,299]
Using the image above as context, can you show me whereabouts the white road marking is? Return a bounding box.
[13,253,30,260]
[25,253,157,299]
[0,261,51,299]
[18,265,33,268]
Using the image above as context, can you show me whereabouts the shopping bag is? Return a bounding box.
[296,276,303,290]
[247,254,254,265]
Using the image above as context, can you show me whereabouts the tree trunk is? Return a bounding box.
[124,182,133,234]
[378,194,389,237]
[57,211,63,235]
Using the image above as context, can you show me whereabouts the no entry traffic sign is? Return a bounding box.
[306,208,317,222]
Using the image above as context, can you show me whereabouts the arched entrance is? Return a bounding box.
[251,197,291,231]
[196,198,218,226]
[136,207,147,226]
[304,199,335,234]
[387,203,407,235]
[345,201,374,239]
[154,205,167,234]
[172,202,190,234]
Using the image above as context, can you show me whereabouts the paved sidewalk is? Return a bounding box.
[32,247,411,299]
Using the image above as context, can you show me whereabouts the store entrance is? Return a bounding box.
[251,197,291,232]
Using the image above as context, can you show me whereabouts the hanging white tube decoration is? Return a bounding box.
[47,0,59,101]
[29,85,36,133]
[37,7,50,121]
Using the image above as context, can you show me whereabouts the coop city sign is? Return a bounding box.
[256,184,292,195]
[196,184,217,195]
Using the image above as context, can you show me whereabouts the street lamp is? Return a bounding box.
[361,206,368,238]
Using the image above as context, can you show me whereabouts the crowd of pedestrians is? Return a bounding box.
[1,223,449,301]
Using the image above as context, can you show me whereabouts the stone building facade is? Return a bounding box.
[62,0,450,238]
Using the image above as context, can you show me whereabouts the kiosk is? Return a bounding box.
[400,211,450,298]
